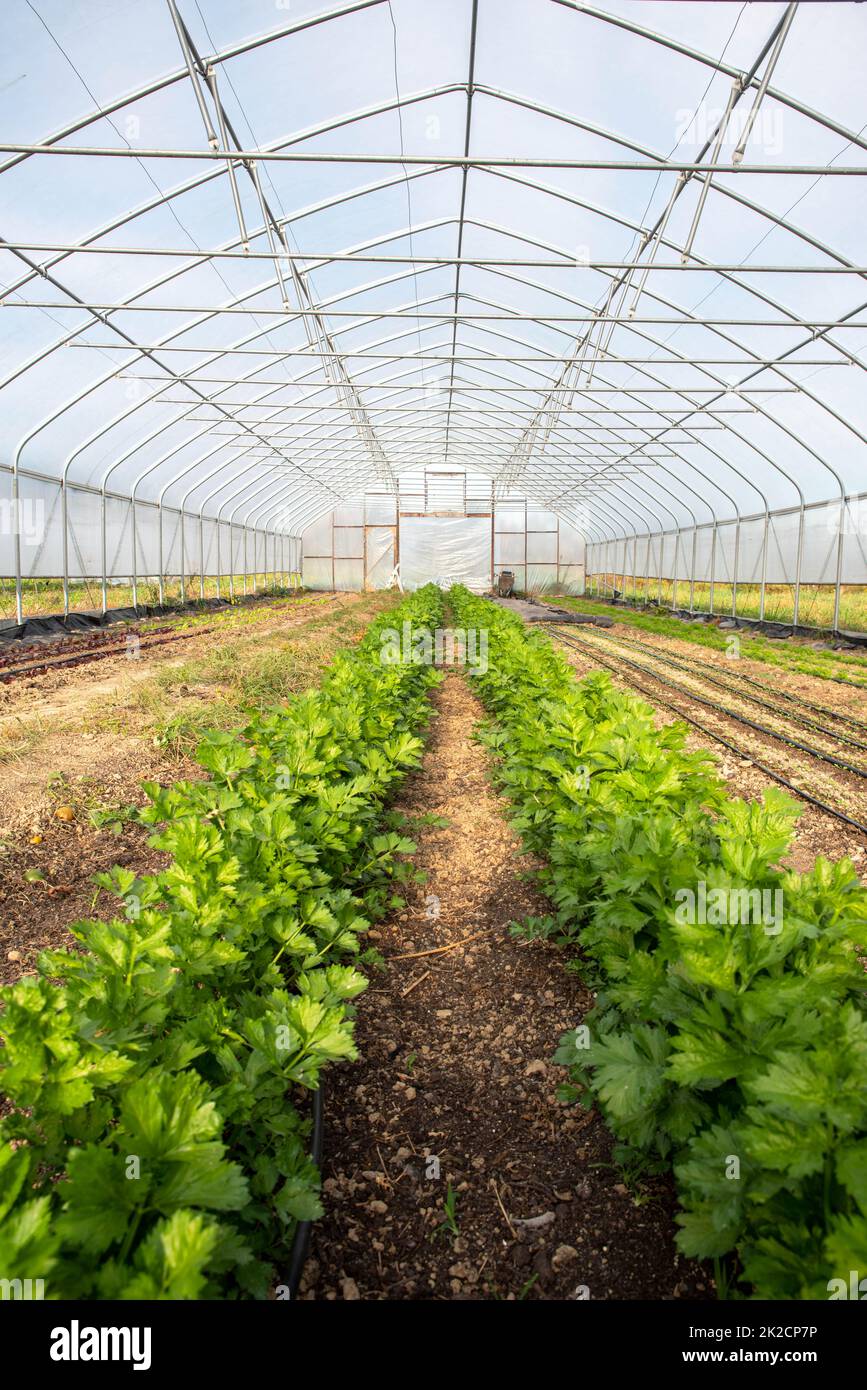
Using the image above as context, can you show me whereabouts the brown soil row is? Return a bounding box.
[304,676,710,1301]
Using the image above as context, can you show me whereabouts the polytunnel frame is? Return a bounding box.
[0,1,865,628]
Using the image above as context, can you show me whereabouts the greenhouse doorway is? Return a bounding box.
[398,515,493,592]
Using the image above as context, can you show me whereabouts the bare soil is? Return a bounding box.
[304,676,711,1301]
[0,593,355,729]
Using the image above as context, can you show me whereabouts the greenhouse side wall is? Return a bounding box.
[584,495,867,634]
[0,468,301,620]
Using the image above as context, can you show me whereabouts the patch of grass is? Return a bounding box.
[128,592,399,755]
[5,593,400,772]
[0,576,297,619]
[235,638,338,705]
[150,699,238,758]
[0,716,49,766]
[584,579,867,633]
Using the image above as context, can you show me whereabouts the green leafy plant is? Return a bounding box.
[450,585,867,1300]
[431,1183,460,1242]
[0,586,445,1299]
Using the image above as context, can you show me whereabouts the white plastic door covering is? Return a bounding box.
[399,517,492,591]
[365,526,396,589]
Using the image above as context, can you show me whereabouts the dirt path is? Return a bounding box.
[304,675,709,1301]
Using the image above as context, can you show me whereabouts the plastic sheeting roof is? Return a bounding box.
[1,0,866,544]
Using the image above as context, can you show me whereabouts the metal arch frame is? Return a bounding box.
[73,223,797,509]
[43,240,456,467]
[224,266,767,574]
[474,217,806,603]
[4,0,864,182]
[5,244,811,592]
[8,105,861,472]
[8,73,864,404]
[154,442,262,604]
[186,459,288,601]
[450,229,836,615]
[203,326,760,597]
[6,69,864,407]
[23,255,440,612]
[0,1,397,180]
[8,263,342,618]
[3,151,462,620]
[230,475,316,595]
[453,289,763,609]
[462,139,858,622]
[28,194,857,502]
[2,2,866,625]
[552,1,867,156]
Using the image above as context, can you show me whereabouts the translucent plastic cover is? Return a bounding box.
[0,1,865,611]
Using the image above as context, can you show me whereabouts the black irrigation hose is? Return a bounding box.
[583,628,867,754]
[547,625,867,781]
[286,1083,325,1300]
[548,626,867,838]
[806,670,867,690]
[592,627,867,735]
[579,597,867,690]
[0,623,218,683]
[682,648,867,732]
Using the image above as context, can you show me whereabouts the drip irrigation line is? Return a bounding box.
[0,592,321,680]
[582,597,867,689]
[287,1084,325,1299]
[547,625,867,837]
[0,623,218,683]
[603,630,867,732]
[583,627,867,753]
[546,625,867,779]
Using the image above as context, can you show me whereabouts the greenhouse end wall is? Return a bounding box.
[301,492,586,594]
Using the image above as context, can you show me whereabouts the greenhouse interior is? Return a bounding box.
[1,0,867,1334]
